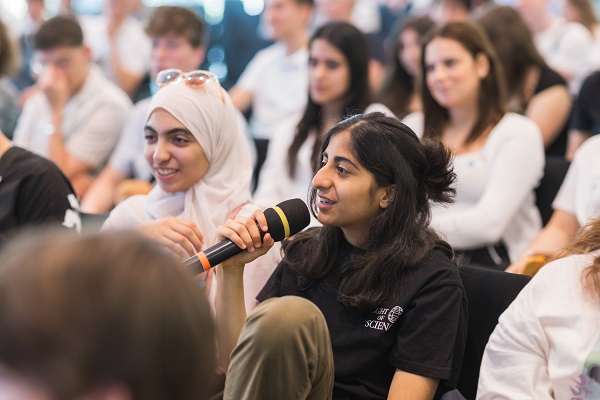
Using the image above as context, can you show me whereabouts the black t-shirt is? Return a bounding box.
[535,66,570,157]
[571,71,600,137]
[0,147,80,245]
[257,238,468,399]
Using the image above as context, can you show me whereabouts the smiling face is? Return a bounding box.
[144,108,210,193]
[309,38,351,106]
[312,131,390,246]
[424,37,489,110]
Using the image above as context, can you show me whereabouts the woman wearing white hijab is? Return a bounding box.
[103,70,254,258]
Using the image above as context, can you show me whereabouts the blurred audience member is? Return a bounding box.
[479,6,572,157]
[230,0,314,186]
[314,0,385,90]
[378,15,435,118]
[11,0,46,91]
[516,0,595,94]
[0,231,215,400]
[0,18,20,139]
[403,21,544,269]
[13,15,132,198]
[81,7,206,214]
[81,0,151,97]
[479,217,600,399]
[507,135,600,274]
[567,71,600,159]
[0,129,80,246]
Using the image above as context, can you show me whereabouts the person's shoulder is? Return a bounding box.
[413,247,463,287]
[401,111,424,138]
[86,67,133,107]
[492,113,541,141]
[530,252,594,294]
[537,66,567,90]
[251,42,285,62]
[574,134,600,160]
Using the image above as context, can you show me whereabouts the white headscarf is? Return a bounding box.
[103,76,253,244]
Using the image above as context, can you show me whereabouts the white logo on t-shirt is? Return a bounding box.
[365,306,404,332]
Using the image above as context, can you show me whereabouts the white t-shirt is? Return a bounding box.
[478,253,600,399]
[13,66,132,173]
[236,43,308,140]
[81,15,151,81]
[535,18,596,94]
[402,112,544,262]
[553,135,600,225]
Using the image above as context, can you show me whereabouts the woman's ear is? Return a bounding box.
[475,52,490,79]
[380,187,395,209]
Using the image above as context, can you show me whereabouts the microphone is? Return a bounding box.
[183,198,310,275]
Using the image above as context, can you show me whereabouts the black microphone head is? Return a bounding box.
[263,198,311,242]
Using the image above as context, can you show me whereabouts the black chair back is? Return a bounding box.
[455,267,531,399]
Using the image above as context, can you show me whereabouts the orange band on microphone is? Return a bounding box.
[198,252,211,271]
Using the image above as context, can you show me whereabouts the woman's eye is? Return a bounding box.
[173,137,188,145]
[144,132,156,142]
[337,166,349,175]
[308,58,317,67]
[325,61,339,70]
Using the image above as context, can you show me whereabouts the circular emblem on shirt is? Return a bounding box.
[388,306,403,323]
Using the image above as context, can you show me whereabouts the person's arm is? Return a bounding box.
[80,165,127,213]
[214,210,274,370]
[525,85,571,149]
[566,129,591,161]
[106,16,146,96]
[506,209,580,274]
[228,86,253,113]
[387,370,439,400]
[39,67,93,189]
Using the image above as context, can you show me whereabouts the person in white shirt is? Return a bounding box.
[507,135,600,274]
[478,217,600,399]
[402,21,544,268]
[229,0,314,184]
[13,15,132,198]
[81,0,151,97]
[81,6,207,214]
[516,0,596,94]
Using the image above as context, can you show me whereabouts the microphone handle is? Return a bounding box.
[184,224,267,274]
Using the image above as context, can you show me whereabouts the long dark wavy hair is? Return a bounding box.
[477,6,548,109]
[287,21,371,178]
[378,15,435,118]
[421,21,506,146]
[283,112,456,310]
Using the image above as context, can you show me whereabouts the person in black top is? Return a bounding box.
[0,129,80,245]
[215,112,467,399]
[478,6,572,157]
[567,71,600,159]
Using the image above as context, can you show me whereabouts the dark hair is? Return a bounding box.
[294,0,315,5]
[563,218,600,300]
[0,18,19,76]
[421,21,505,146]
[287,21,371,178]
[378,16,435,118]
[566,0,599,33]
[145,6,207,48]
[285,112,456,309]
[0,231,215,399]
[35,15,84,50]
[478,6,547,109]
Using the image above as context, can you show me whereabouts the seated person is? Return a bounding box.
[0,129,80,246]
[13,15,132,197]
[80,0,151,97]
[102,69,254,260]
[403,21,545,269]
[478,217,600,398]
[567,71,600,159]
[215,113,467,399]
[0,18,20,139]
[507,134,600,274]
[478,6,572,157]
[81,6,207,214]
[0,231,215,400]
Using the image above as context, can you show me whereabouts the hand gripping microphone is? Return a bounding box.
[183,198,310,275]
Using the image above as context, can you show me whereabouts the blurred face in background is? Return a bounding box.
[309,38,351,105]
[150,33,205,79]
[264,0,312,41]
[515,0,549,28]
[35,45,91,95]
[316,0,355,21]
[398,28,422,76]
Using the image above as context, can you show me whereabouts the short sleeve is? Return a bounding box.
[571,72,600,132]
[389,269,467,386]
